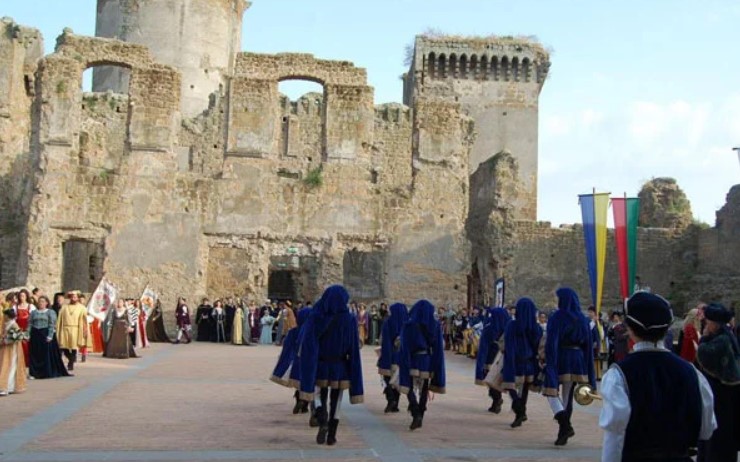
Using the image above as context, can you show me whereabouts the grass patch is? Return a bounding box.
[303,166,323,189]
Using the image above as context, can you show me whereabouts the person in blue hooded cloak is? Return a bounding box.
[269,306,312,414]
[474,306,510,414]
[543,287,596,446]
[501,298,543,428]
[298,285,363,446]
[398,299,446,431]
[377,302,409,413]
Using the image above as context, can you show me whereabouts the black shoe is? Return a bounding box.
[293,400,302,414]
[384,402,393,413]
[488,398,503,414]
[554,411,571,446]
[511,413,526,428]
[309,413,319,427]
[81,354,87,363]
[389,401,400,413]
[315,406,328,444]
[327,419,339,446]
[410,415,423,431]
[67,361,74,371]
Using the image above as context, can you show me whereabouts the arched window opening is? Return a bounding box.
[79,65,131,170]
[512,57,520,82]
[501,56,510,82]
[522,58,532,82]
[469,55,478,80]
[438,54,447,79]
[491,56,499,81]
[449,54,458,79]
[277,79,325,161]
[427,52,436,79]
[480,56,489,81]
[459,55,468,79]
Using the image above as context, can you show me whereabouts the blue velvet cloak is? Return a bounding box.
[269,307,311,388]
[543,288,596,396]
[298,285,364,404]
[398,300,446,394]
[377,303,408,377]
[475,307,510,385]
[501,298,543,390]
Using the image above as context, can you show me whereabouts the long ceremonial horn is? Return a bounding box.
[574,384,602,406]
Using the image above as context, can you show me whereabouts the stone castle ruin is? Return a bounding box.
[0,1,737,316]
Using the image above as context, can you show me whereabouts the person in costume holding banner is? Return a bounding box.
[599,292,716,462]
[298,285,363,446]
[501,298,543,428]
[543,287,595,446]
[56,291,89,371]
[474,306,510,414]
[270,306,312,413]
[377,302,409,414]
[398,299,446,431]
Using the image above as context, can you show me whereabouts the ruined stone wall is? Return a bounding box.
[0,19,43,287]
[406,36,550,221]
[10,30,473,317]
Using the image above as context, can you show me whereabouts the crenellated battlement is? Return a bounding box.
[412,35,550,85]
[279,92,324,116]
[374,103,412,124]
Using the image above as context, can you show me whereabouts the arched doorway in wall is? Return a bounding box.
[277,78,326,163]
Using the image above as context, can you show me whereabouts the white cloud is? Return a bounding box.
[538,95,740,226]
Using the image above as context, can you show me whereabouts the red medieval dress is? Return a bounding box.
[14,304,33,367]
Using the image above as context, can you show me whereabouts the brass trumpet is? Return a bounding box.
[574,384,602,406]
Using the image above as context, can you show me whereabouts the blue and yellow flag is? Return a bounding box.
[579,192,610,316]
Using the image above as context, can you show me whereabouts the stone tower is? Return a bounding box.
[404,35,550,220]
[94,0,249,118]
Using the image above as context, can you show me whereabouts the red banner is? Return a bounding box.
[612,198,629,300]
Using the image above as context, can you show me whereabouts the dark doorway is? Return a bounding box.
[268,270,297,302]
[62,239,104,293]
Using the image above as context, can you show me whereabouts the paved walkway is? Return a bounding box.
[0,342,602,461]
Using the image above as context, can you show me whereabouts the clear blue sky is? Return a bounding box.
[4,0,739,225]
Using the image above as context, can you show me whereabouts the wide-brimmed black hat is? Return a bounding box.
[704,303,733,324]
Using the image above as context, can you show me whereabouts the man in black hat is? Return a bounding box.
[696,303,740,462]
[599,292,716,462]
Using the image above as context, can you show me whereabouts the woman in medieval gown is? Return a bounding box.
[0,309,27,395]
[146,300,171,342]
[232,303,245,345]
[250,304,261,343]
[13,289,35,376]
[104,299,137,359]
[195,299,213,342]
[260,312,276,345]
[28,296,70,379]
[357,305,368,347]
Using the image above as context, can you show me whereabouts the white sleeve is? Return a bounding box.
[599,367,630,462]
[693,366,717,440]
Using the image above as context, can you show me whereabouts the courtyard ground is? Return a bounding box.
[0,342,602,462]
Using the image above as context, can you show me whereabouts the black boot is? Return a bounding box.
[292,391,302,414]
[554,411,571,446]
[327,419,339,446]
[299,400,309,414]
[67,359,74,371]
[383,387,394,413]
[410,404,425,431]
[511,400,526,428]
[488,398,503,414]
[309,409,319,428]
[315,406,328,444]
